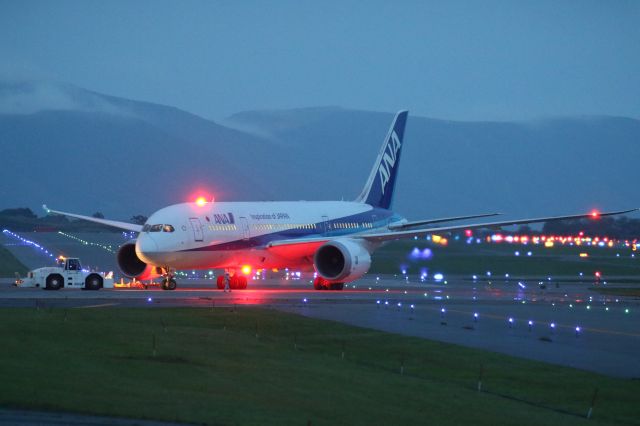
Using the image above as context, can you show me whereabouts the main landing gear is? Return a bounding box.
[216,274,248,290]
[313,277,344,291]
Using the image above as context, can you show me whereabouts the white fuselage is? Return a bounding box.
[135,201,399,271]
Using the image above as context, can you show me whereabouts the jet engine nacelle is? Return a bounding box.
[117,241,160,280]
[314,239,372,282]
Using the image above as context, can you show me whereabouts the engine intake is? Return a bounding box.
[314,239,372,282]
[117,241,159,280]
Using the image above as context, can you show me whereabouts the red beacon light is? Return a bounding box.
[590,210,600,219]
[195,196,214,207]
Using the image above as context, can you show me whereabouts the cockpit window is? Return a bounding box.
[163,225,175,233]
[142,224,151,232]
[149,224,163,232]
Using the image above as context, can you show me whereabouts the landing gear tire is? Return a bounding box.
[229,276,239,290]
[313,277,325,290]
[313,277,344,291]
[167,278,177,290]
[239,276,248,289]
[329,283,344,291]
[161,277,177,291]
[226,275,248,290]
[84,274,103,290]
[45,274,63,290]
[216,276,225,289]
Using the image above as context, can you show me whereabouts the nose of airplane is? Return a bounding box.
[136,234,158,259]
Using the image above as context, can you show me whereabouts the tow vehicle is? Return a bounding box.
[15,257,114,290]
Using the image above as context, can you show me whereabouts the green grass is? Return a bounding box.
[371,239,640,277]
[0,244,28,277]
[0,308,638,425]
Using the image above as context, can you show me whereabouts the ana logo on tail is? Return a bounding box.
[356,110,408,210]
[378,130,402,194]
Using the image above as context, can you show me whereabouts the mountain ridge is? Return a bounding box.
[1,80,638,221]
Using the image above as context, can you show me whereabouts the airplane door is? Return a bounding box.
[189,218,204,242]
[239,217,250,240]
[322,215,329,235]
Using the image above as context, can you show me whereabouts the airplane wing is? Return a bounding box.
[43,205,143,233]
[388,212,500,230]
[360,208,639,242]
[266,208,637,254]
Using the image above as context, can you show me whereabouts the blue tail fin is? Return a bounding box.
[356,110,408,209]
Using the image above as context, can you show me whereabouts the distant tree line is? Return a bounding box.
[541,216,640,239]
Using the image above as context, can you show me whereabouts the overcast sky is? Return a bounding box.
[1,0,639,121]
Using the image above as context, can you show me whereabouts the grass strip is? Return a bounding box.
[0,244,28,277]
[0,307,638,425]
[590,287,640,297]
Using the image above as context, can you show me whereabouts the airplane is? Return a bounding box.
[44,111,637,290]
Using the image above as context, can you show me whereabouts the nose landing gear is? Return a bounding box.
[160,268,177,290]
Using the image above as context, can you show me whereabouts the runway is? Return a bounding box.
[1,275,639,378]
